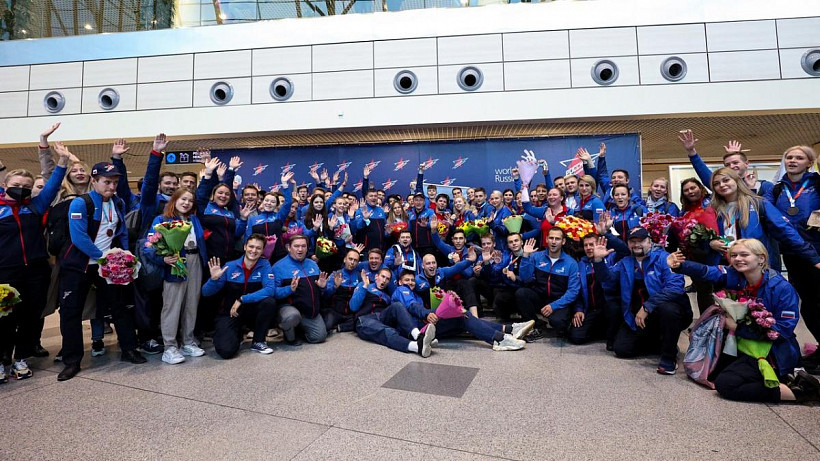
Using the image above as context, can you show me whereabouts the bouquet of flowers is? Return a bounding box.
[727,293,781,388]
[315,237,338,259]
[262,234,278,260]
[674,216,719,257]
[459,219,490,238]
[388,221,408,238]
[640,212,675,247]
[502,215,523,234]
[436,220,450,238]
[97,248,141,285]
[0,284,22,318]
[421,288,467,334]
[282,225,305,244]
[333,222,352,243]
[145,220,192,278]
[554,215,595,241]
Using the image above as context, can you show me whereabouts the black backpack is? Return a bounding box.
[46,195,93,256]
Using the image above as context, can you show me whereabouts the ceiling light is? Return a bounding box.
[84,24,93,30]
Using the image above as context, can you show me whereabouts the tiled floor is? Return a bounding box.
[4,305,819,461]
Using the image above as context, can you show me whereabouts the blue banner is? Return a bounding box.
[213,134,641,195]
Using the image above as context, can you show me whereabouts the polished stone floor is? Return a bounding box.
[3,304,819,461]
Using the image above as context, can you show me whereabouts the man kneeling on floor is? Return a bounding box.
[201,234,279,359]
[395,270,532,351]
[353,268,437,357]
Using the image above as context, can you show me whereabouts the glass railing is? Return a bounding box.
[0,0,551,41]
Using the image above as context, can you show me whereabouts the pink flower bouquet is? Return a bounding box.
[262,235,278,260]
[421,288,467,334]
[640,212,675,247]
[97,248,141,285]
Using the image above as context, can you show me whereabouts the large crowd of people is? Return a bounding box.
[1,123,819,405]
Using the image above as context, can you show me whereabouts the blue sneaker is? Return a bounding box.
[250,342,273,355]
[657,359,678,375]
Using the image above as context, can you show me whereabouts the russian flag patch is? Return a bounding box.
[781,311,796,319]
[70,213,82,220]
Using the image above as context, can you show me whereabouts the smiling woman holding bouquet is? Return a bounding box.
[145,189,208,365]
[668,239,820,404]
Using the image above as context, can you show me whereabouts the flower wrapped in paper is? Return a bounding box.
[674,217,718,256]
[282,225,305,244]
[334,222,352,243]
[639,212,674,248]
[262,234,278,260]
[421,288,467,333]
[97,248,141,285]
[459,219,490,238]
[145,220,192,277]
[436,221,450,238]
[553,215,595,241]
[0,284,22,318]
[315,237,338,259]
[502,215,523,234]
[430,286,445,310]
[388,221,408,238]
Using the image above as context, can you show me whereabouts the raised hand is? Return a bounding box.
[308,168,320,182]
[598,142,606,158]
[53,142,72,166]
[329,215,339,230]
[332,170,341,186]
[153,133,168,152]
[677,130,698,154]
[538,159,549,173]
[394,251,404,267]
[466,246,478,262]
[517,149,539,186]
[229,156,243,170]
[352,243,365,254]
[196,148,211,163]
[363,164,373,178]
[473,263,483,275]
[724,140,742,154]
[316,272,329,288]
[418,216,429,228]
[361,204,372,220]
[666,250,686,269]
[576,147,592,164]
[333,271,343,288]
[320,168,330,184]
[511,167,519,179]
[208,257,227,280]
[290,276,301,291]
[204,158,221,175]
[40,122,61,146]
[239,201,256,219]
[596,211,613,234]
[312,214,323,230]
[216,163,227,180]
[360,270,371,287]
[592,236,614,262]
[492,250,503,264]
[544,208,556,224]
[348,201,358,218]
[522,238,538,256]
[111,138,130,158]
[342,172,348,187]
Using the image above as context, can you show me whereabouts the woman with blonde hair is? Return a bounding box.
[645,177,680,216]
[708,167,820,273]
[764,145,820,370]
[575,174,606,221]
[668,239,819,404]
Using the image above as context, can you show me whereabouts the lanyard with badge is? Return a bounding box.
[784,179,810,216]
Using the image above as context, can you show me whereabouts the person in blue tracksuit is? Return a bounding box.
[668,238,819,404]
[352,165,388,251]
[0,144,68,383]
[322,248,363,332]
[591,227,692,375]
[271,234,329,345]
[469,187,493,220]
[516,227,580,342]
[245,171,294,262]
[573,175,606,221]
[485,233,531,320]
[395,270,531,351]
[353,269,437,357]
[144,189,209,364]
[644,177,680,217]
[487,190,514,249]
[763,145,820,370]
[56,162,146,381]
[581,144,644,209]
[678,130,774,197]
[384,229,421,279]
[709,167,820,273]
[195,156,253,336]
[201,234,279,359]
[607,184,647,241]
[568,233,629,347]
[562,175,581,215]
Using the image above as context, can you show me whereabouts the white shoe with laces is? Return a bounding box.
[161,347,185,364]
[12,359,32,379]
[493,334,526,351]
[511,320,535,341]
[181,344,205,357]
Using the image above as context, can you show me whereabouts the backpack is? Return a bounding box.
[683,305,726,390]
[124,208,143,250]
[46,194,93,256]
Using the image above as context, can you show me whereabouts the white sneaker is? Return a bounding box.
[181,344,205,357]
[418,323,436,358]
[0,364,7,384]
[511,320,535,341]
[161,347,185,364]
[12,360,33,379]
[493,334,526,351]
[251,342,274,354]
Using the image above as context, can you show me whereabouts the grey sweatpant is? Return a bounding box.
[160,253,202,349]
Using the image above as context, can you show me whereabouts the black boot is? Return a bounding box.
[789,370,820,404]
[121,350,147,364]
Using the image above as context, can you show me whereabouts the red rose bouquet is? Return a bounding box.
[97,248,141,285]
[0,284,22,318]
[640,212,675,247]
